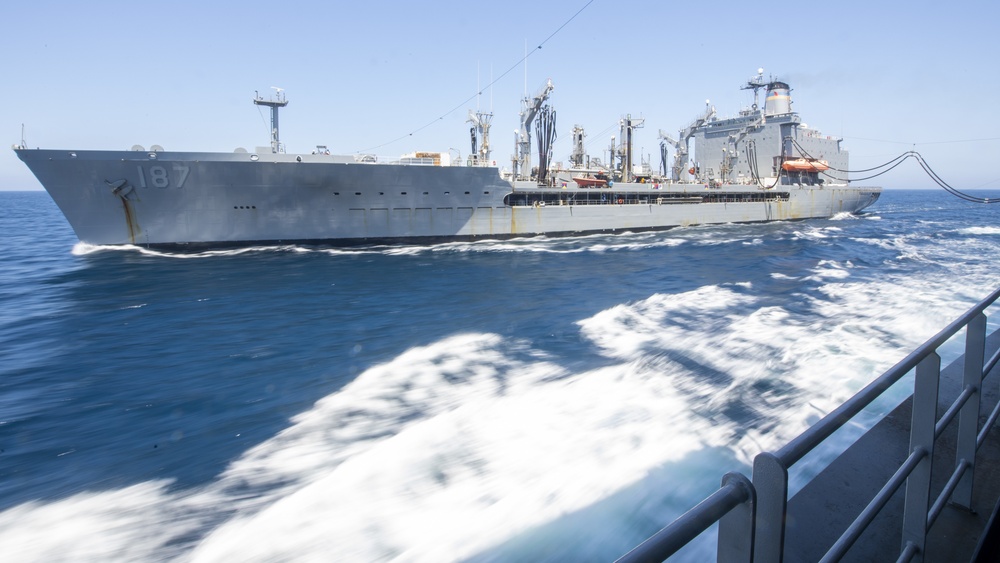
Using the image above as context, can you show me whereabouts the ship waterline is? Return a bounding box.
[14,148,879,248]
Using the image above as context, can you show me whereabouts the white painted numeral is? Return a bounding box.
[137,165,190,188]
[149,166,169,188]
[172,165,189,188]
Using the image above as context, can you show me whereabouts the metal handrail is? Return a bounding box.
[616,473,754,563]
[353,155,446,166]
[617,286,1000,562]
[759,289,1000,562]
[986,347,1000,375]
[936,385,978,439]
[979,397,1000,449]
[927,458,971,528]
[897,541,919,563]
[776,285,1000,467]
[820,447,928,562]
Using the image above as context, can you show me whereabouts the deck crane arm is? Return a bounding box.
[665,102,716,181]
[522,79,554,133]
[513,79,554,180]
[658,129,678,178]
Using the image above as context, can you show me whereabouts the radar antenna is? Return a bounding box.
[254,88,289,154]
[742,67,767,112]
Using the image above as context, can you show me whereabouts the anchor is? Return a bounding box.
[106,178,134,198]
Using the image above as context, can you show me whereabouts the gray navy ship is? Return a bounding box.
[14,70,881,249]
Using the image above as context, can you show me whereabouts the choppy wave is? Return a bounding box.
[959,226,1000,236]
[72,242,309,259]
[71,231,697,260]
[0,275,987,562]
[0,329,722,561]
[4,190,1000,561]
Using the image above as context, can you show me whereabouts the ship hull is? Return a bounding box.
[16,149,881,248]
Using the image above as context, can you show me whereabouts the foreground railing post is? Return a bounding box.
[752,452,788,562]
[718,472,755,563]
[901,352,941,562]
[615,473,755,563]
[954,313,986,509]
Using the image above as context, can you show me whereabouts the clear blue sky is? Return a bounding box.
[3,0,998,191]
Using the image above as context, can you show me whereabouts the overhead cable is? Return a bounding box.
[355,1,595,154]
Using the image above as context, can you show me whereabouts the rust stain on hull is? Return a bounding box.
[118,195,139,244]
[107,179,141,244]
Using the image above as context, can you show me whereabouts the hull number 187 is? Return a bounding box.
[137,165,189,188]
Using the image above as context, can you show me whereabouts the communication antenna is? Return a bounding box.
[253,87,289,153]
[742,67,767,111]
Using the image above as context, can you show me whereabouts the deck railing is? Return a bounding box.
[617,286,1000,562]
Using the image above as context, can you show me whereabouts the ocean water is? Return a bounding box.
[1,189,998,561]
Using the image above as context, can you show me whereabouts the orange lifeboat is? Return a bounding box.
[782,158,829,172]
[573,176,608,187]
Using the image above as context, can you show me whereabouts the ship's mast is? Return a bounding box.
[569,125,586,168]
[254,87,289,154]
[742,68,767,114]
[619,114,644,183]
[468,110,494,166]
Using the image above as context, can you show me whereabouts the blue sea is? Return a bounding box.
[1,189,998,561]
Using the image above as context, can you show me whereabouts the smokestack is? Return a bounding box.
[764,81,792,116]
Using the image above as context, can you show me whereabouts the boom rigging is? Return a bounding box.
[513,79,554,180]
[467,109,494,166]
[660,101,716,181]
